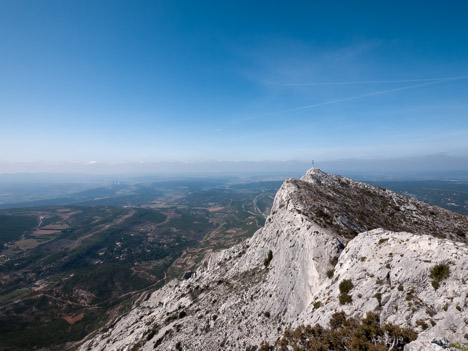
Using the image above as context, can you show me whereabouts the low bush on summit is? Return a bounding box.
[260,311,417,350]
[430,264,450,289]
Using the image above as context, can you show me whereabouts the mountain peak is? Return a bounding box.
[79,170,468,351]
[301,166,328,180]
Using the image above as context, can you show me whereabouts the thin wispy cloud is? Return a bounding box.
[285,74,468,86]
[273,74,468,114]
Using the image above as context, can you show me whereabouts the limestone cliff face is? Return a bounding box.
[79,169,468,351]
[301,229,468,348]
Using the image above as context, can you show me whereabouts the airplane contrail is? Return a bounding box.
[285,74,468,86]
[273,74,468,114]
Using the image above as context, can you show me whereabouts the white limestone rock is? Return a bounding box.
[300,229,468,345]
[78,169,468,351]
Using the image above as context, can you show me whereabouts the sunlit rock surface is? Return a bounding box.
[79,169,468,351]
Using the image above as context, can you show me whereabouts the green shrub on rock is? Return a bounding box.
[430,264,450,290]
[339,279,353,305]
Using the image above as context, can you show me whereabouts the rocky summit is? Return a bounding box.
[78,169,468,351]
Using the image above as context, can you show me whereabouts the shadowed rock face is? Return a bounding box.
[292,168,467,241]
[78,169,468,351]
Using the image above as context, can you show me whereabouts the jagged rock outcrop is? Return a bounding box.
[78,169,468,351]
[300,229,468,347]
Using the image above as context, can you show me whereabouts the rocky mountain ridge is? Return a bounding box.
[78,169,468,351]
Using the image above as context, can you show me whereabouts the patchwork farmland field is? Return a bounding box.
[0,178,280,350]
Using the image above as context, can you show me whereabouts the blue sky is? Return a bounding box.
[1,0,467,171]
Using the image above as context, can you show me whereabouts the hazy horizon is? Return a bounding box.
[1,154,468,180]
